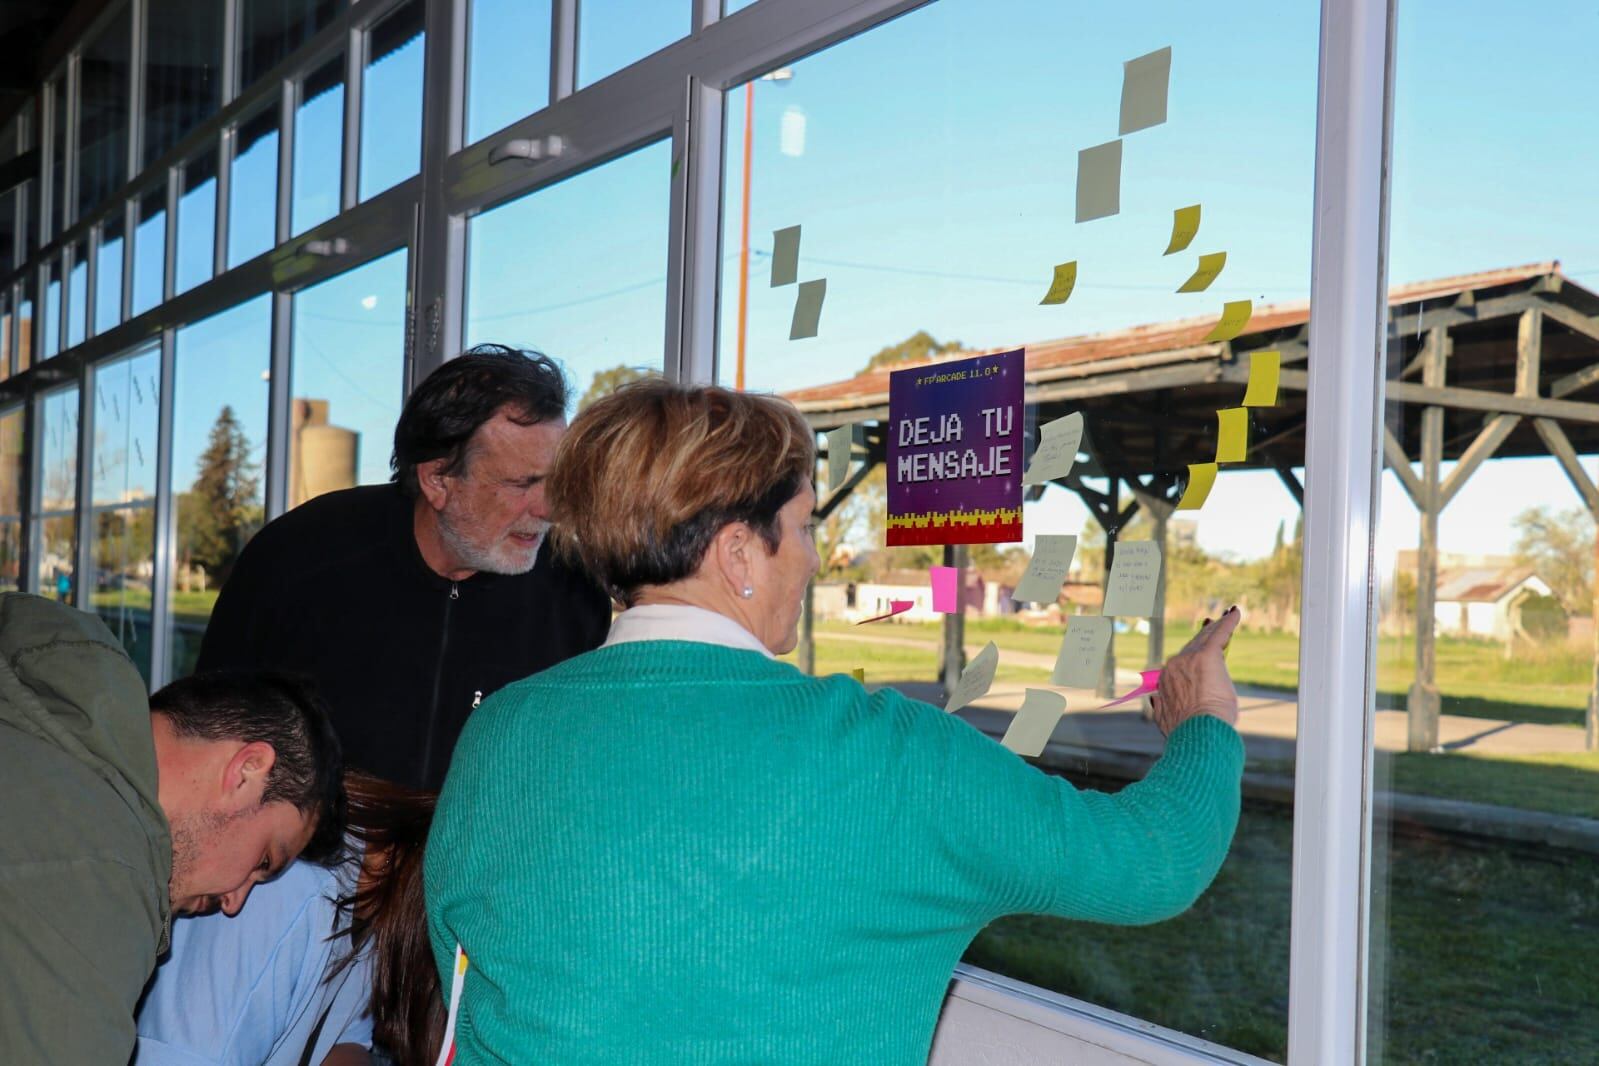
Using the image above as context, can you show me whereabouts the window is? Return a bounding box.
[0,290,10,380]
[66,239,88,349]
[34,385,79,602]
[47,73,67,239]
[577,0,687,88]
[292,55,344,235]
[241,0,346,90]
[167,296,271,680]
[466,0,551,145]
[175,150,218,295]
[359,0,425,201]
[90,346,160,681]
[78,4,131,222]
[229,103,280,267]
[96,213,125,334]
[0,405,21,591]
[132,186,166,317]
[16,283,33,374]
[0,186,17,271]
[466,141,671,415]
[289,249,407,506]
[41,257,60,359]
[143,0,224,166]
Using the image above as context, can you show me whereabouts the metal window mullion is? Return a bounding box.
[161,167,177,303]
[693,0,719,35]
[128,0,146,181]
[1285,0,1395,1063]
[148,326,175,687]
[40,85,55,249]
[18,394,37,592]
[220,0,240,104]
[264,290,291,519]
[214,126,232,276]
[74,363,96,607]
[550,0,577,103]
[276,80,294,247]
[411,0,467,385]
[666,75,723,385]
[85,220,99,338]
[120,196,135,321]
[342,27,364,210]
[64,52,80,232]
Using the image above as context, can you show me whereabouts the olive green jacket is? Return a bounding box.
[0,593,171,1065]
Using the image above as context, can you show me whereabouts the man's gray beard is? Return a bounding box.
[437,509,546,575]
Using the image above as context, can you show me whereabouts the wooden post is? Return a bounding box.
[798,578,815,675]
[1098,482,1120,699]
[941,543,967,697]
[1590,534,1598,751]
[1408,326,1448,752]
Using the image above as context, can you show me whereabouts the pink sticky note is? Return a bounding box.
[856,599,915,625]
[1099,669,1162,709]
[930,566,959,614]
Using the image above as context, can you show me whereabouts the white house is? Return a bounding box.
[1433,565,1554,641]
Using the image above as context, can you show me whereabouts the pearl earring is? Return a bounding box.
[741,586,754,599]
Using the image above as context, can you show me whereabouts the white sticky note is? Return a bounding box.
[826,423,856,492]
[1001,689,1068,758]
[947,641,1000,714]
[789,279,826,340]
[1075,140,1122,223]
[1119,46,1172,136]
[1103,540,1163,618]
[1012,534,1078,604]
[1052,616,1113,688]
[770,225,801,287]
[1023,412,1085,486]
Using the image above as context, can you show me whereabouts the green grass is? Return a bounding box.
[1383,750,1599,821]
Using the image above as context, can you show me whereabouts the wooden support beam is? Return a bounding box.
[1273,463,1305,506]
[1516,307,1544,397]
[1551,360,1599,400]
[1382,426,1424,506]
[814,457,879,521]
[1275,367,1599,425]
[1439,414,1519,510]
[1409,327,1446,753]
[1534,418,1599,514]
[1534,298,1599,349]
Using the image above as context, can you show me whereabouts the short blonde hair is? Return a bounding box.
[548,380,816,604]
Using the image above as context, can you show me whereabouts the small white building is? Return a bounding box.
[1433,565,1554,641]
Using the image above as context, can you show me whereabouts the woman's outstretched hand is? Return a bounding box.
[1149,607,1241,736]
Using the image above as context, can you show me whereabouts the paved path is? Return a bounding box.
[821,630,1589,759]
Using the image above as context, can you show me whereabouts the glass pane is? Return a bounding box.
[132,186,166,317]
[16,285,33,373]
[576,0,687,88]
[359,0,424,201]
[292,55,344,235]
[229,103,280,267]
[67,240,87,349]
[42,258,59,359]
[143,0,224,166]
[0,291,10,379]
[0,187,16,270]
[1368,3,1599,1062]
[466,140,670,414]
[241,0,346,90]
[721,4,1318,1059]
[0,405,21,591]
[48,74,66,238]
[289,248,406,507]
[168,295,271,680]
[466,0,551,145]
[79,3,131,220]
[175,151,217,295]
[35,385,79,602]
[96,214,125,334]
[90,346,160,681]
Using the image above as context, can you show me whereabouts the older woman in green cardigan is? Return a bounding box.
[425,379,1244,1065]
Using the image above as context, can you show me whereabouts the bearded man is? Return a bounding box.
[197,344,610,790]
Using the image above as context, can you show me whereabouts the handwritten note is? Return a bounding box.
[1119,46,1172,135]
[1175,461,1217,511]
[1052,615,1112,688]
[1242,350,1281,407]
[1177,252,1227,293]
[1022,411,1085,486]
[1164,204,1200,255]
[1013,534,1078,604]
[770,225,801,286]
[1204,299,1253,342]
[1039,261,1078,305]
[1100,669,1162,709]
[1216,408,1249,463]
[1001,689,1068,757]
[857,599,914,625]
[1103,540,1162,617]
[1076,140,1122,223]
[947,641,1000,714]
[789,279,827,340]
[826,422,859,493]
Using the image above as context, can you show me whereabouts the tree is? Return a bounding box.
[862,330,964,372]
[1513,505,1594,613]
[181,406,261,583]
[579,365,657,412]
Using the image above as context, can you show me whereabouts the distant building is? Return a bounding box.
[1396,551,1558,641]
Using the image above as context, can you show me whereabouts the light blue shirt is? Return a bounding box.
[135,858,374,1066]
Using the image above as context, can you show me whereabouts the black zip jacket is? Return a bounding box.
[196,483,611,790]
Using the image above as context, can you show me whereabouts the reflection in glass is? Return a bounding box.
[0,291,10,379]
[16,286,33,373]
[0,405,20,590]
[42,258,59,359]
[293,56,344,235]
[168,296,271,679]
[241,0,346,89]
[67,241,88,349]
[96,214,125,334]
[132,187,167,317]
[360,0,425,201]
[466,0,551,145]
[91,346,160,680]
[48,74,66,239]
[576,0,687,89]
[466,141,670,414]
[0,186,18,270]
[230,104,280,267]
[290,249,407,507]
[35,386,79,601]
[143,0,223,165]
[176,152,218,294]
[78,3,131,220]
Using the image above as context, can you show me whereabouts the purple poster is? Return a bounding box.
[886,348,1024,546]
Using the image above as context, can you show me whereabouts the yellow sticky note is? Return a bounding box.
[851,667,865,684]
[1039,261,1078,305]
[1242,350,1281,407]
[1000,689,1068,758]
[1204,299,1254,342]
[1164,204,1200,255]
[1175,462,1217,510]
[1177,252,1227,293]
[1216,408,1249,463]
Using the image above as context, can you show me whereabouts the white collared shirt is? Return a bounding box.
[602,603,774,659]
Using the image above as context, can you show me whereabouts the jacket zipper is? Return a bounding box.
[419,581,458,783]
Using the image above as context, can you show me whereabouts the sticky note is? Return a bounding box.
[1119,46,1172,135]
[1040,261,1078,305]
[1103,540,1162,617]
[770,225,801,287]
[1216,408,1249,463]
[1204,299,1253,342]
[931,566,960,614]
[947,641,999,714]
[789,279,826,340]
[1164,204,1200,255]
[1012,534,1078,604]
[856,599,915,625]
[1100,669,1162,709]
[1075,140,1122,223]
[1052,616,1112,688]
[851,667,865,684]
[826,423,858,492]
[1001,689,1068,758]
[1175,461,1217,511]
[1177,252,1227,293]
[1242,350,1281,407]
[1022,411,1085,486]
